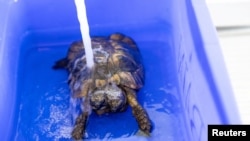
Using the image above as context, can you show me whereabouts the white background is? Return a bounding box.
[206,0,250,123]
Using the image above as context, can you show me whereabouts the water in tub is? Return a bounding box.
[13,1,189,141]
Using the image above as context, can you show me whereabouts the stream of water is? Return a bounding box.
[74,0,94,68]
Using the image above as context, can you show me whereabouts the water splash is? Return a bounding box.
[74,0,94,68]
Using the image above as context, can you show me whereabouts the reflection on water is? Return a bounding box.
[15,38,187,141]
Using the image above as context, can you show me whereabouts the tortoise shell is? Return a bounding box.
[53,33,151,140]
[56,33,144,96]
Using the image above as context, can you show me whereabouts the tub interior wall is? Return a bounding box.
[0,2,28,141]
[171,1,225,140]
[0,0,237,141]
[14,1,188,140]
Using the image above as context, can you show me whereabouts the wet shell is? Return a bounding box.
[63,33,144,96]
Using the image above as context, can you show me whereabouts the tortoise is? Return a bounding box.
[53,33,151,140]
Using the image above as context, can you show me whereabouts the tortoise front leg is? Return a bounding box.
[123,87,151,135]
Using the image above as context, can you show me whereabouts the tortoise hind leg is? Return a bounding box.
[123,87,151,135]
[71,96,91,140]
[72,111,89,140]
[52,58,69,69]
[71,80,93,140]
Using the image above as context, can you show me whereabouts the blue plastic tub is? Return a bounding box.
[0,0,240,141]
